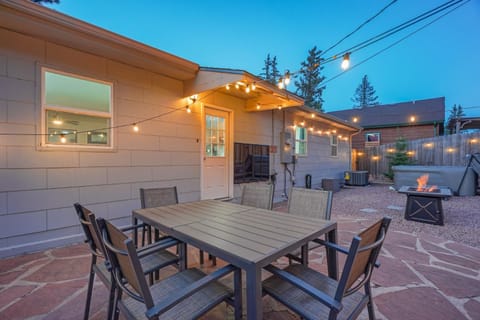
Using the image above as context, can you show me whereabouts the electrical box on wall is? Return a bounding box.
[280,131,294,163]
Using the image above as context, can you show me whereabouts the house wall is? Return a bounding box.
[0,28,202,257]
[353,124,439,150]
[201,93,352,202]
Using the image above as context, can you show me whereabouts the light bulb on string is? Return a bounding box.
[186,106,192,113]
[60,134,66,143]
[133,123,139,132]
[277,78,284,90]
[245,85,250,93]
[251,82,256,91]
[225,84,230,90]
[341,52,350,70]
[284,71,291,86]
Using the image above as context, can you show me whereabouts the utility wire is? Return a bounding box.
[321,0,398,57]
[322,0,465,64]
[321,0,470,86]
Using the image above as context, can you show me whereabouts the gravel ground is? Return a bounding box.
[329,183,479,248]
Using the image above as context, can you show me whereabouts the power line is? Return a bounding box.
[322,0,466,64]
[321,0,398,57]
[321,0,470,86]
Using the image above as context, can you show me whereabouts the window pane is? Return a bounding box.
[45,71,111,113]
[205,114,226,157]
[46,110,110,145]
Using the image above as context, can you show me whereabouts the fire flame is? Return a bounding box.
[416,174,437,192]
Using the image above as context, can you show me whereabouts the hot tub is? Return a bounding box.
[392,165,477,196]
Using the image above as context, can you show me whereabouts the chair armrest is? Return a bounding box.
[137,237,180,258]
[145,264,238,318]
[264,264,343,312]
[314,239,349,255]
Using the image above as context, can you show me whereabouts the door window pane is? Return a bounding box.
[206,114,225,157]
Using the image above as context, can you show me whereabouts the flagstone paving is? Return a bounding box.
[1,212,479,319]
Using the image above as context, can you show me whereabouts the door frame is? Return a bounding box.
[201,104,234,200]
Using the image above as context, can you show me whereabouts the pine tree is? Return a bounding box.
[261,54,280,85]
[384,137,413,180]
[294,46,325,112]
[447,104,466,134]
[352,75,379,109]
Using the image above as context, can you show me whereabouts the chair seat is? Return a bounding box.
[92,259,111,286]
[263,264,367,320]
[120,268,233,320]
[139,249,178,274]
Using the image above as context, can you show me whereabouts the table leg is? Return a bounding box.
[178,242,187,271]
[300,244,308,265]
[246,266,263,320]
[326,228,338,280]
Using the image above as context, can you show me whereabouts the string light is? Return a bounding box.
[245,85,250,93]
[251,82,256,91]
[60,134,66,143]
[186,106,192,113]
[132,123,139,132]
[256,104,260,110]
[341,52,350,70]
[225,84,230,90]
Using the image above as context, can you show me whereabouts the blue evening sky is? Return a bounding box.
[45,0,480,116]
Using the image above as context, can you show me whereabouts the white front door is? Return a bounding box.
[202,107,230,199]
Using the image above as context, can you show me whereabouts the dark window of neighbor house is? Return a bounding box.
[41,68,113,148]
[330,134,338,156]
[234,143,269,183]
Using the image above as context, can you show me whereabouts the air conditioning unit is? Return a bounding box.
[345,171,369,186]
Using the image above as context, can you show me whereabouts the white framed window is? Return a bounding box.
[41,68,113,148]
[295,127,308,156]
[330,134,338,157]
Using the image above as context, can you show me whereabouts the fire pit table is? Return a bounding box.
[398,186,452,226]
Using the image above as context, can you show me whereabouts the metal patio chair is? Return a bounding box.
[240,183,274,210]
[286,187,333,263]
[98,218,242,320]
[263,217,391,320]
[74,203,180,320]
[139,187,215,265]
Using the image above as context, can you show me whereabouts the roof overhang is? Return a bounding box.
[184,67,304,111]
[0,0,199,80]
[294,105,362,132]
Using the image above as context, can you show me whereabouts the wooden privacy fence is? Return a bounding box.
[354,132,480,179]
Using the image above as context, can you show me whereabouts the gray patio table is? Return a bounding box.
[132,199,338,320]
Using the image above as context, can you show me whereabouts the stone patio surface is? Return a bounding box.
[1,185,479,319]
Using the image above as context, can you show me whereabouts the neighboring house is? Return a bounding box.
[329,97,445,169]
[446,116,480,134]
[0,0,359,257]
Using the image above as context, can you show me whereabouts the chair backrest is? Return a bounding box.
[140,186,178,209]
[240,183,274,210]
[97,218,155,308]
[287,188,333,220]
[335,217,391,301]
[74,203,104,257]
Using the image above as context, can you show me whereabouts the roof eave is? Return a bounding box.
[0,0,199,80]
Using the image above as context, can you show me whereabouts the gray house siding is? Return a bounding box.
[0,27,202,257]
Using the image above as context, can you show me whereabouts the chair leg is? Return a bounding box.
[365,282,376,320]
[209,254,217,266]
[112,287,122,320]
[199,249,204,265]
[83,257,96,320]
[106,277,116,320]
